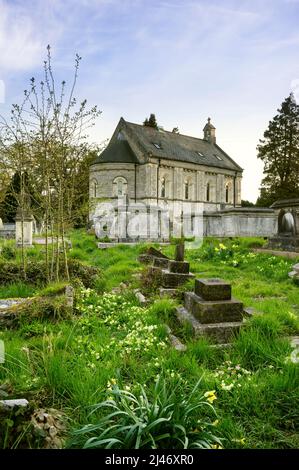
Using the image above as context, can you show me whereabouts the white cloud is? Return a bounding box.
[0,0,64,71]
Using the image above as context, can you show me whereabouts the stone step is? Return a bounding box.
[168,260,190,274]
[153,257,170,269]
[161,270,194,288]
[159,288,179,298]
[195,278,231,301]
[184,292,243,323]
[176,307,243,344]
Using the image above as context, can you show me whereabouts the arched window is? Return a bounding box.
[91,179,98,198]
[225,183,229,203]
[184,181,189,200]
[206,183,210,202]
[161,178,166,198]
[113,177,128,197]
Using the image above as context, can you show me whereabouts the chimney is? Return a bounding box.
[203,117,216,144]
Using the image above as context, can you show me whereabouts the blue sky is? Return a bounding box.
[0,0,299,202]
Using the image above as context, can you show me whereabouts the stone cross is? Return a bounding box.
[175,241,185,262]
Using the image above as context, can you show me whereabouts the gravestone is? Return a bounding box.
[289,263,299,282]
[15,208,33,248]
[267,199,299,252]
[149,241,194,296]
[138,246,169,264]
[176,278,245,343]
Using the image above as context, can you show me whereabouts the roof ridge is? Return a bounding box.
[124,119,208,143]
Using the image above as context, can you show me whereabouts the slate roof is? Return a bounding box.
[92,118,243,172]
[93,139,139,164]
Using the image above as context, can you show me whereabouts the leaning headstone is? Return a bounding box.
[149,243,194,295]
[138,247,169,264]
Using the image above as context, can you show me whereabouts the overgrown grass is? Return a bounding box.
[0,233,298,449]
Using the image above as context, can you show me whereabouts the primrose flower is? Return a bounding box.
[219,243,227,250]
[233,438,246,445]
[204,390,217,404]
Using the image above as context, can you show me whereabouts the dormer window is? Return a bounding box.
[153,142,161,149]
[117,131,125,140]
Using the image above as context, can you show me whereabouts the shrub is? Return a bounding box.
[70,377,222,449]
[0,259,101,288]
[0,245,17,260]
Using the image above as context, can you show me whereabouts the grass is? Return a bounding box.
[0,282,36,299]
[0,233,298,448]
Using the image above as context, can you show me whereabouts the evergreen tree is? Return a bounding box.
[0,171,39,222]
[143,113,158,129]
[0,172,21,222]
[256,93,299,206]
[241,200,255,207]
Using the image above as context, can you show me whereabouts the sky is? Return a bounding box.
[0,0,299,202]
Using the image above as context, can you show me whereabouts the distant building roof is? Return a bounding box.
[91,118,243,172]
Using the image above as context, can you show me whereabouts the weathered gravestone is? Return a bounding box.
[267,199,299,252]
[289,263,299,282]
[176,278,245,343]
[149,242,194,296]
[138,246,170,265]
[15,208,34,248]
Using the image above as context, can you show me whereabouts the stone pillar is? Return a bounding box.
[15,209,33,247]
[236,176,242,206]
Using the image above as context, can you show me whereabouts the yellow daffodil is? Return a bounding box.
[204,390,217,403]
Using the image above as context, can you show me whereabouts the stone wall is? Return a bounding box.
[204,208,277,237]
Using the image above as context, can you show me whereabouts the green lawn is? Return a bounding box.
[0,232,298,449]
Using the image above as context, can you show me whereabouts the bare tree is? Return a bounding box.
[0,46,101,282]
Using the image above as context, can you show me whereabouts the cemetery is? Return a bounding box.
[0,11,298,452]
[0,225,298,449]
